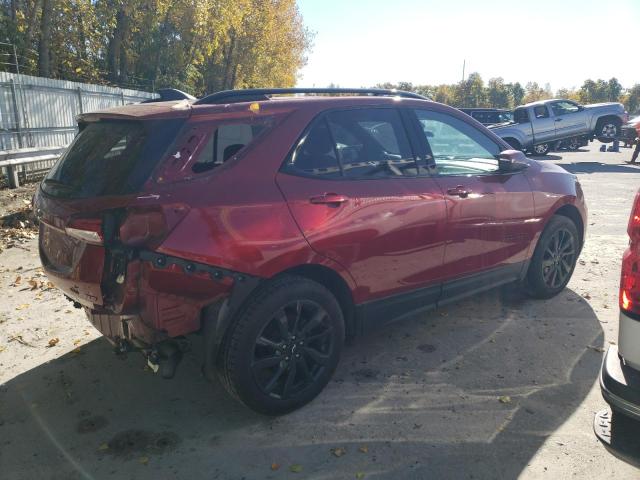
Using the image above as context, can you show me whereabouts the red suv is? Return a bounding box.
[34,88,587,414]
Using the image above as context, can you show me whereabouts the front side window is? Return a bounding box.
[551,101,580,116]
[414,109,501,176]
[284,108,417,179]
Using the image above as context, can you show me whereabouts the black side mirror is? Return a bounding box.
[499,149,529,172]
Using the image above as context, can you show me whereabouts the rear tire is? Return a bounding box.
[526,215,579,299]
[531,143,551,156]
[216,275,344,415]
[596,118,622,143]
[566,137,580,151]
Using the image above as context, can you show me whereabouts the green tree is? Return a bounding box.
[487,77,510,108]
[453,72,486,107]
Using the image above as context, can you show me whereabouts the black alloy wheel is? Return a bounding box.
[215,275,344,415]
[541,227,576,289]
[252,300,335,399]
[526,215,580,299]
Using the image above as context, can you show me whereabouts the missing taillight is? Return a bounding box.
[65,217,103,245]
[119,204,189,248]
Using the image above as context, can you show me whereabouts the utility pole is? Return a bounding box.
[461,59,466,82]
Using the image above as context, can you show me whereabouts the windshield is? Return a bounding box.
[42,119,185,198]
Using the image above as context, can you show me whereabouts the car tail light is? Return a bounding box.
[65,217,103,245]
[119,204,189,247]
[620,191,640,316]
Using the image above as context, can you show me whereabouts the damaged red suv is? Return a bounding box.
[35,88,587,414]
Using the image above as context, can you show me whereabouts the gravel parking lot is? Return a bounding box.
[1,142,639,479]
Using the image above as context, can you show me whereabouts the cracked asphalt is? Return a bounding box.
[1,142,639,479]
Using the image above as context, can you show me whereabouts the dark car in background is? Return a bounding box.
[34,88,587,415]
[459,108,513,126]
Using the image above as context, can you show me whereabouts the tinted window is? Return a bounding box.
[286,120,342,178]
[551,101,580,116]
[533,106,549,118]
[327,109,416,178]
[193,122,268,173]
[43,119,184,198]
[285,108,417,178]
[414,109,500,176]
[514,108,530,123]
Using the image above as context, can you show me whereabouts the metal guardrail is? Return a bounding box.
[0,146,65,188]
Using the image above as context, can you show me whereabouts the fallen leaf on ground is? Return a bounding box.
[98,443,109,451]
[356,473,366,479]
[12,276,21,285]
[15,304,29,310]
[28,279,38,290]
[588,345,605,353]
[271,463,280,471]
[47,338,59,347]
[331,447,347,457]
[498,395,512,404]
[0,346,5,353]
[582,293,591,300]
[73,339,82,345]
[139,456,149,465]
[358,445,368,454]
[8,335,34,347]
[289,464,303,473]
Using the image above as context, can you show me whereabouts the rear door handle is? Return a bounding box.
[446,186,470,198]
[309,193,349,206]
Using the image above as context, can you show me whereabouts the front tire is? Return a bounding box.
[526,215,579,299]
[217,275,344,415]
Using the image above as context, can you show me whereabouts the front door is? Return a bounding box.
[410,108,535,300]
[276,107,448,312]
[549,100,587,138]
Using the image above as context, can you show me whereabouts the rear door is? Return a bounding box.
[276,107,448,309]
[409,108,535,299]
[530,105,556,143]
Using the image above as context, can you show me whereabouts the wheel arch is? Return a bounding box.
[503,137,522,150]
[281,264,357,339]
[553,203,585,249]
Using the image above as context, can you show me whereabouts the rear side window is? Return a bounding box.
[193,122,268,173]
[285,108,417,179]
[42,119,184,198]
[533,106,549,119]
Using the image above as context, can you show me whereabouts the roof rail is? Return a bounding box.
[142,88,196,103]
[194,88,429,105]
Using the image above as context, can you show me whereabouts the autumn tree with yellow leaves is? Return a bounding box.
[0,0,312,95]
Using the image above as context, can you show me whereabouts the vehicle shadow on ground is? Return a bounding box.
[529,154,563,161]
[559,161,640,174]
[0,288,603,479]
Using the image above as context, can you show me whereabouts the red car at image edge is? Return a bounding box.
[34,88,587,414]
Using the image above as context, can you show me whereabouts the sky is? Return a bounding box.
[296,0,640,91]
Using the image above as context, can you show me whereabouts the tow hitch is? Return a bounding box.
[146,340,187,379]
[115,337,189,379]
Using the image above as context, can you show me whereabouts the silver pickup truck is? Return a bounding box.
[489,99,627,155]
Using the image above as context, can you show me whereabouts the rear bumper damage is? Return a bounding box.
[600,345,640,421]
[50,249,262,377]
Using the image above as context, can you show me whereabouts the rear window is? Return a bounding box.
[42,119,184,198]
